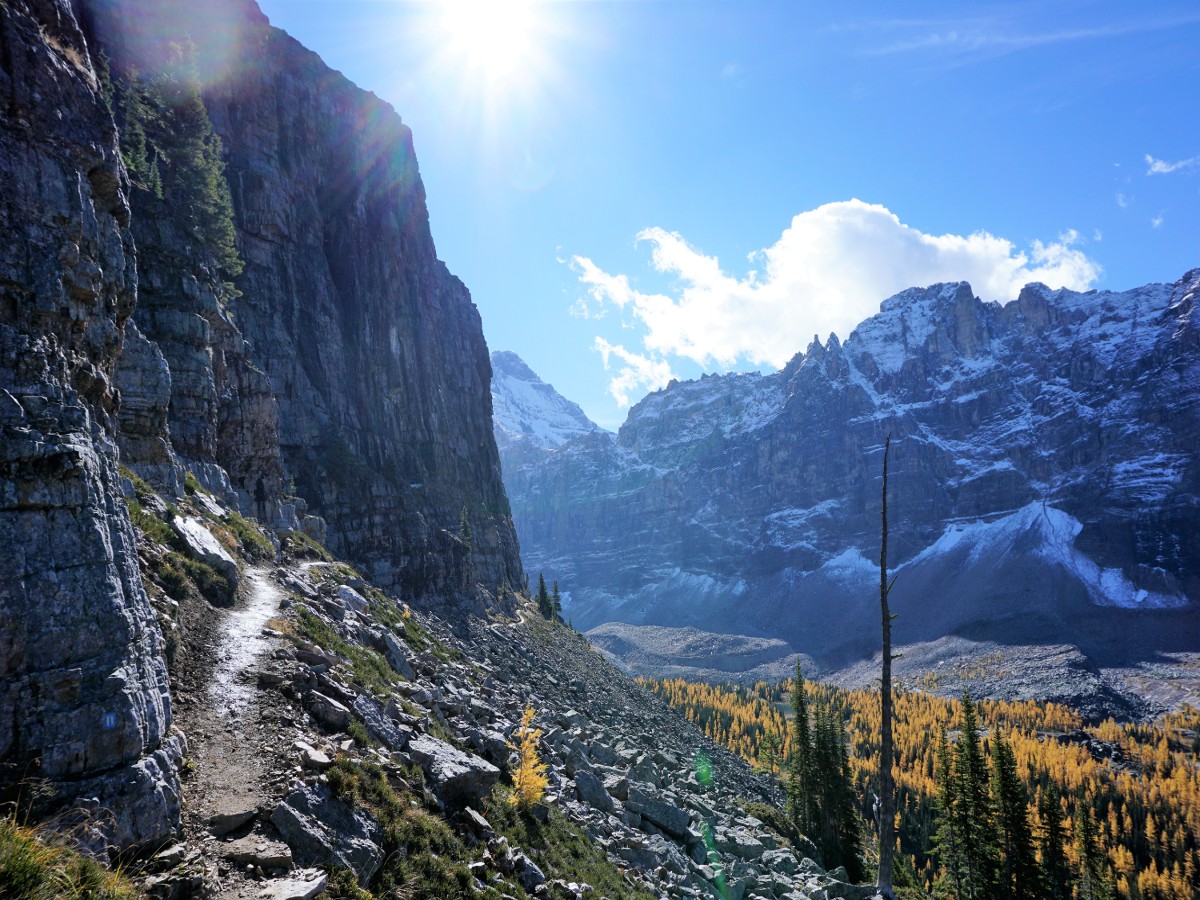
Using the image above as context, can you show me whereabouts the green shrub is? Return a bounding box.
[325,758,503,897]
[224,510,276,562]
[125,498,178,548]
[486,793,658,899]
[282,530,333,562]
[294,609,397,695]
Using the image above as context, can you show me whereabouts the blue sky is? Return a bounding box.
[256,0,1200,429]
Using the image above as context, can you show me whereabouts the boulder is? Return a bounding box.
[381,632,416,679]
[172,516,240,589]
[334,585,369,614]
[574,770,614,813]
[256,869,328,900]
[307,692,351,730]
[270,785,383,886]
[351,694,413,751]
[626,785,691,840]
[406,734,500,806]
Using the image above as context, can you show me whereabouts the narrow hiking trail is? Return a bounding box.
[209,569,285,717]
[170,565,298,897]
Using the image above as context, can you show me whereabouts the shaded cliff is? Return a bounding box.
[84,0,523,612]
[0,0,181,854]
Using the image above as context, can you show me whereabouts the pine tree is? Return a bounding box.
[990,730,1040,899]
[950,693,999,898]
[1038,783,1071,900]
[786,661,814,837]
[1075,805,1114,900]
[829,706,866,882]
[551,580,562,620]
[933,727,966,898]
[535,572,552,618]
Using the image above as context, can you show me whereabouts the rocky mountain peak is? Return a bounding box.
[491,350,603,451]
[496,272,1200,714]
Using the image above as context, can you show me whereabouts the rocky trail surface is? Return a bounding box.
[133,551,882,900]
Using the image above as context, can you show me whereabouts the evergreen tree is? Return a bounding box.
[1038,783,1071,900]
[786,661,814,836]
[110,42,242,277]
[535,572,552,618]
[829,707,866,882]
[1074,806,1114,900]
[933,727,966,898]
[990,730,1040,900]
[756,731,782,775]
[551,580,562,620]
[949,693,999,898]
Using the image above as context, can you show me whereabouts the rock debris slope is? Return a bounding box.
[494,275,1200,713]
[131,515,878,900]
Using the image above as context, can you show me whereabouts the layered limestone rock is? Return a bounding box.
[124,195,286,516]
[0,0,181,854]
[86,0,523,611]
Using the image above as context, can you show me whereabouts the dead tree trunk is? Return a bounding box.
[877,433,896,898]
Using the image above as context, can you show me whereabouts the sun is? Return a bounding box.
[437,0,539,91]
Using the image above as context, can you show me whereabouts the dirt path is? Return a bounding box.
[171,566,294,897]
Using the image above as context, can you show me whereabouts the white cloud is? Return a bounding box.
[1116,192,1130,208]
[1145,153,1198,175]
[1151,213,1164,229]
[571,200,1103,389]
[593,337,677,407]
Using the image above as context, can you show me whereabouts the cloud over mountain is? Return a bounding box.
[572,200,1101,405]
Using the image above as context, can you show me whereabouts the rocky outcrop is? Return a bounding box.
[0,0,179,854]
[496,275,1200,705]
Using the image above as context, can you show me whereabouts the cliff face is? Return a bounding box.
[0,0,181,852]
[497,274,1200,687]
[0,0,523,855]
[85,0,523,610]
[209,23,522,607]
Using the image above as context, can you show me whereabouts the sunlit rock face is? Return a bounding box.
[496,274,1200,678]
[0,0,181,854]
[85,0,522,612]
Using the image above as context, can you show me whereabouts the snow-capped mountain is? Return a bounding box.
[493,272,1200,715]
[491,350,604,451]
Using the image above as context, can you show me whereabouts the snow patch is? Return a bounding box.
[905,503,1188,609]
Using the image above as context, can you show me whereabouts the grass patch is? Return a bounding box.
[0,816,136,899]
[283,529,333,562]
[325,758,506,898]
[182,470,206,496]
[486,791,659,899]
[154,550,234,606]
[294,608,398,696]
[125,498,178,548]
[223,510,276,562]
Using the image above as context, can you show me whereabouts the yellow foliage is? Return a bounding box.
[642,675,1200,900]
[508,706,549,810]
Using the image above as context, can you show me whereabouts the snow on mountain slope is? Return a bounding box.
[494,271,1200,712]
[491,351,604,450]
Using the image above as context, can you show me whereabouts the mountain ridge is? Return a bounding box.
[494,273,1200,715]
